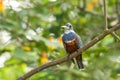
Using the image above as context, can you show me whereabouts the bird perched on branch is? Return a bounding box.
[62,23,84,69]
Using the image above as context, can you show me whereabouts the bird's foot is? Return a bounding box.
[67,54,71,59]
[76,49,79,53]
[67,54,75,64]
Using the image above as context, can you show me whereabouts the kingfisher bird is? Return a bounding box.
[62,23,84,69]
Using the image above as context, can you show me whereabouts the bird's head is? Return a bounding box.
[62,23,73,31]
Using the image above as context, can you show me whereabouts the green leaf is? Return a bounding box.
[13,47,38,62]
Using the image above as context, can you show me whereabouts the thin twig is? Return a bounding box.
[103,0,120,41]
[115,0,120,21]
[103,0,108,30]
[17,24,120,80]
[82,0,86,10]
[77,6,115,21]
[115,0,119,15]
[111,32,120,41]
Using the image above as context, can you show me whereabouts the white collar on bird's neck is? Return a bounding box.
[64,29,75,34]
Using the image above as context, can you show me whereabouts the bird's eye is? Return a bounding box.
[66,23,72,29]
[69,25,72,29]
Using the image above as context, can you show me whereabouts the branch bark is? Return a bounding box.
[17,24,120,80]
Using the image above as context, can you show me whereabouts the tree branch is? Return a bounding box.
[17,24,120,80]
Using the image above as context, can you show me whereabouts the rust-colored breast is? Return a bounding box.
[64,37,78,54]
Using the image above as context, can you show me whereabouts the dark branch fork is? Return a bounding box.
[17,23,120,80]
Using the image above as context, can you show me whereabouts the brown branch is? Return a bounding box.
[17,24,120,80]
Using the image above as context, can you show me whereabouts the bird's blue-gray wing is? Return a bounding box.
[76,34,82,48]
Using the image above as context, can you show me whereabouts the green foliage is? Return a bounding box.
[0,0,120,80]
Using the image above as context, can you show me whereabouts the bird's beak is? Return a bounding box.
[61,26,67,29]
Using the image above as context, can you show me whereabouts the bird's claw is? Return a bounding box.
[76,49,79,53]
[67,54,70,59]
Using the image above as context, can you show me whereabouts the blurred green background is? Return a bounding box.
[0,0,120,80]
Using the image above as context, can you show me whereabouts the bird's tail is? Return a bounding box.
[76,54,84,69]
